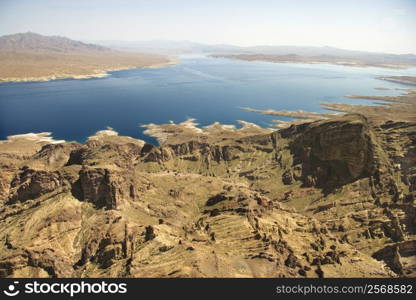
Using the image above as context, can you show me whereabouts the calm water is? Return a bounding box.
[1,55,415,144]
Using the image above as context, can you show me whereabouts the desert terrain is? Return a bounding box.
[0,33,174,82]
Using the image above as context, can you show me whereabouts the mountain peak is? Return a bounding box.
[0,32,110,53]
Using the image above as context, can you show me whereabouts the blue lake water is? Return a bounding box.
[1,55,415,144]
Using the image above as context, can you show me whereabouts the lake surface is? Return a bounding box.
[1,55,415,144]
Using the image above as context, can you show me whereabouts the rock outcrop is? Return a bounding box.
[7,167,67,204]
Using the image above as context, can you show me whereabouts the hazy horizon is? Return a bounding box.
[1,0,416,54]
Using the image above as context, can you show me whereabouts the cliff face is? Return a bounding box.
[0,114,415,278]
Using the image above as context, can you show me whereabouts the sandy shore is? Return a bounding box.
[0,58,179,83]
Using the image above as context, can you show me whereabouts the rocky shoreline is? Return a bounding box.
[243,83,416,127]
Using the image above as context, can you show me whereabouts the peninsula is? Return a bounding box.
[0,33,175,82]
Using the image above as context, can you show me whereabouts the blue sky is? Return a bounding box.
[1,0,415,53]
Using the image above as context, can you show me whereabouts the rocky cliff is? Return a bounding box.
[0,113,415,278]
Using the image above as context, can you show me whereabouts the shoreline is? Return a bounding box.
[0,118,272,148]
[211,54,414,70]
[377,76,416,86]
[0,58,179,83]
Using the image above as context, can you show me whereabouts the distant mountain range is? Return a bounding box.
[2,32,415,65]
[95,39,416,65]
[94,40,416,58]
[92,39,240,54]
[1,32,416,70]
[0,32,110,53]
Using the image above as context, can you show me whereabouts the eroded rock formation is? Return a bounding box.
[0,113,415,277]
